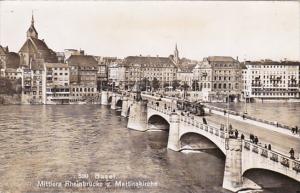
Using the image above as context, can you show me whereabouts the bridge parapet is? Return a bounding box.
[242,140,300,182]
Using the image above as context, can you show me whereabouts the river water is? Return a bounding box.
[0,105,299,193]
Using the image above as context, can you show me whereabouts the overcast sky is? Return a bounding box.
[0,1,299,61]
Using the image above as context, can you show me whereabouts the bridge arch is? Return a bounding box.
[147,114,170,131]
[116,99,122,107]
[243,168,300,187]
[179,132,225,155]
[108,96,112,104]
[178,128,226,154]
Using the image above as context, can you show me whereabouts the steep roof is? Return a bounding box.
[6,52,20,69]
[122,56,176,68]
[19,37,58,63]
[0,45,9,55]
[206,56,238,63]
[67,55,98,67]
[45,63,69,68]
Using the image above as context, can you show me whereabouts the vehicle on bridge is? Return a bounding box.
[177,100,205,116]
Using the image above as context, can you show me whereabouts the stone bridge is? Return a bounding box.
[100,91,300,192]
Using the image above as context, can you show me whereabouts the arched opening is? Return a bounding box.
[179,132,225,157]
[108,96,112,104]
[127,107,130,118]
[243,168,300,192]
[116,99,122,108]
[148,115,170,131]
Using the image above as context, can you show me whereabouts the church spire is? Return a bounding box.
[27,12,38,39]
[174,43,179,65]
[31,11,34,26]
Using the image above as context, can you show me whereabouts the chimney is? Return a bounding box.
[236,56,239,61]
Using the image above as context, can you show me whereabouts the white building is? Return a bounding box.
[242,60,300,101]
[44,63,70,104]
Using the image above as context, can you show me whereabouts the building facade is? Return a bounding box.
[242,60,300,101]
[44,63,70,104]
[66,55,99,103]
[19,15,58,104]
[120,55,177,90]
[191,56,243,102]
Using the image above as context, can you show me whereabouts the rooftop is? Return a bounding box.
[67,55,98,67]
[122,56,176,68]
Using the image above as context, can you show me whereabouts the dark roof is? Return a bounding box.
[244,60,300,66]
[177,63,197,72]
[122,56,176,68]
[6,52,20,69]
[67,55,98,67]
[206,56,238,63]
[19,37,58,63]
[31,59,44,70]
[0,45,9,55]
[240,63,247,69]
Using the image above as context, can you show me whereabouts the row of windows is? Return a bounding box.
[53,73,68,76]
[71,93,97,97]
[250,65,298,69]
[72,87,95,92]
[213,83,239,89]
[252,92,298,96]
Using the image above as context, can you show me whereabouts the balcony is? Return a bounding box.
[251,84,262,87]
[23,87,31,92]
[288,84,298,88]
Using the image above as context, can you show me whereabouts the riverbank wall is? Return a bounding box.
[0,94,21,105]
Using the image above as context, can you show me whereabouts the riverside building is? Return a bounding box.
[242,60,300,102]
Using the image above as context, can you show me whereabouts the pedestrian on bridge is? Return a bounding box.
[268,144,272,150]
[254,136,259,144]
[241,134,245,140]
[295,126,299,134]
[250,134,254,143]
[289,148,295,159]
[292,127,295,134]
[234,129,239,139]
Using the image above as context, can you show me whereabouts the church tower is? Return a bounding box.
[174,43,179,65]
[26,14,38,39]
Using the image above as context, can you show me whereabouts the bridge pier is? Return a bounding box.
[101,91,108,105]
[121,97,128,117]
[167,113,180,151]
[111,94,117,110]
[223,138,261,192]
[127,100,147,131]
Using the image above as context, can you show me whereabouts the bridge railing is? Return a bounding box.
[179,114,226,139]
[147,103,172,115]
[203,104,295,131]
[243,140,300,173]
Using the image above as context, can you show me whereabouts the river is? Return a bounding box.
[0,105,299,193]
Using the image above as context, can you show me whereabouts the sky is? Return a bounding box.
[0,1,299,61]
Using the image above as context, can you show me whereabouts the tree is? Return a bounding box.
[172,80,180,90]
[0,77,17,95]
[163,82,169,88]
[140,78,150,91]
[152,77,160,91]
[182,82,189,99]
[182,82,189,91]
